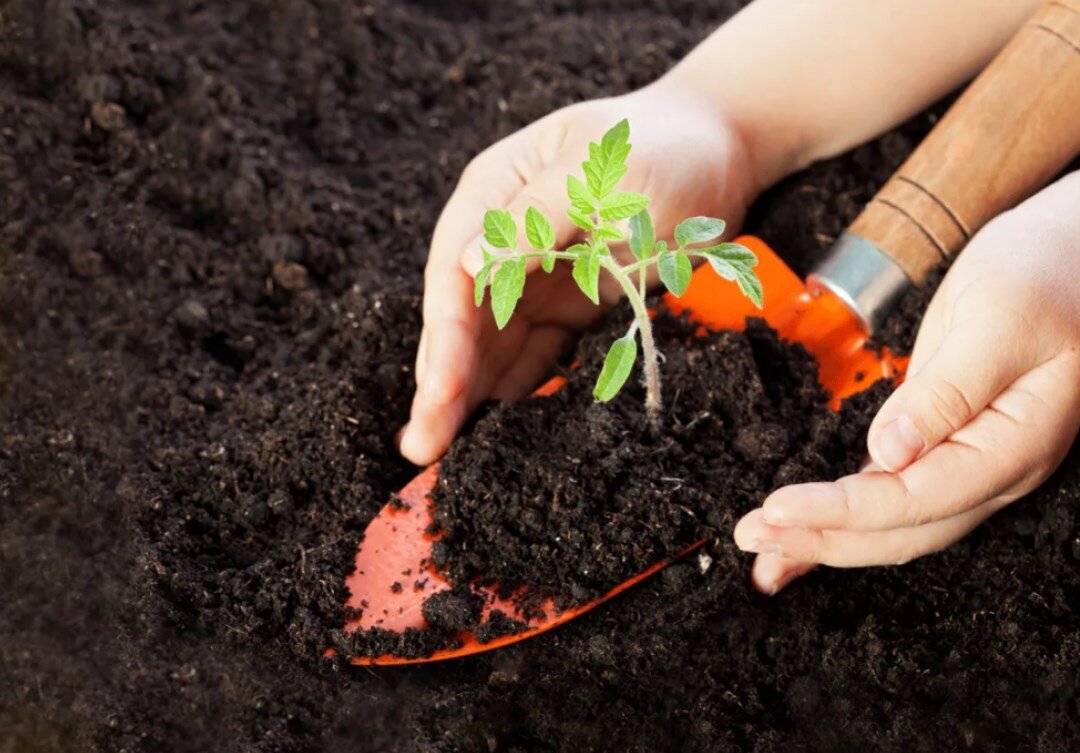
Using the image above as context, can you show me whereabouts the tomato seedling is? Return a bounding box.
[475,119,763,419]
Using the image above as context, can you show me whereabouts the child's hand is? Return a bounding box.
[735,172,1080,594]
[398,83,759,464]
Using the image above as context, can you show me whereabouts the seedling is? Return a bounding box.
[474,119,763,419]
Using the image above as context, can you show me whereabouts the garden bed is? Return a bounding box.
[2,1,1078,751]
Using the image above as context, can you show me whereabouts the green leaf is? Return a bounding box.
[583,140,630,200]
[566,175,596,213]
[600,119,630,155]
[483,209,517,249]
[698,242,758,266]
[474,260,494,306]
[566,243,590,255]
[540,252,556,273]
[657,250,692,297]
[490,258,527,329]
[593,332,638,402]
[628,209,655,261]
[593,225,625,242]
[525,206,555,250]
[572,251,601,304]
[733,265,764,308]
[567,208,595,231]
[705,257,737,281]
[674,216,726,247]
[654,239,668,254]
[598,191,649,221]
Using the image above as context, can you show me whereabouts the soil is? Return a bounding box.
[2,1,1078,752]
[429,315,888,614]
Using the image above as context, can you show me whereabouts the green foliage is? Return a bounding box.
[628,209,655,261]
[674,217,725,247]
[525,206,555,250]
[594,332,638,402]
[473,119,765,409]
[572,249,601,304]
[483,209,517,249]
[657,249,692,297]
[489,257,527,329]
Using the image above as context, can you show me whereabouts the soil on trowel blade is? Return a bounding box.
[429,315,887,611]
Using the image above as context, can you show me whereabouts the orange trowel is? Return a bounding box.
[341,1,1080,664]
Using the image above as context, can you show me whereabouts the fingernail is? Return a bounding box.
[872,416,923,472]
[747,538,783,556]
[768,570,800,596]
[763,482,846,526]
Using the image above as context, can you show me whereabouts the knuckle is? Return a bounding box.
[922,378,975,434]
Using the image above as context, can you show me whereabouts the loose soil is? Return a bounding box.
[2,1,1078,752]
[429,316,888,613]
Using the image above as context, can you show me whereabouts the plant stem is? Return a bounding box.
[600,256,662,422]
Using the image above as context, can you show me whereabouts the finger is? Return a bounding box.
[735,499,1003,568]
[460,157,582,276]
[866,311,1036,472]
[749,553,816,595]
[762,399,1039,531]
[403,311,542,465]
[489,324,570,402]
[399,389,472,466]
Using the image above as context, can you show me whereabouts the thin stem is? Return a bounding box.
[600,256,662,422]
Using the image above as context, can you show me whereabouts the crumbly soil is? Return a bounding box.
[2,1,1078,752]
[430,315,888,612]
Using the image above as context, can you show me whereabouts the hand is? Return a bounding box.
[398,81,760,464]
[735,172,1080,594]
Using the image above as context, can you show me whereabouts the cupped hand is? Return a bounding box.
[398,82,759,464]
[735,171,1080,594]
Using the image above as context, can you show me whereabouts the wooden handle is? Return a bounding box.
[849,0,1080,284]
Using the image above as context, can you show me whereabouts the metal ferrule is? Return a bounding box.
[806,232,912,335]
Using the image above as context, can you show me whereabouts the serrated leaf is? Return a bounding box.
[698,242,758,266]
[566,175,595,213]
[593,225,625,242]
[593,332,637,402]
[490,258,527,329]
[483,209,517,249]
[599,191,649,221]
[474,260,494,306]
[572,251,601,304]
[600,119,630,156]
[583,142,630,200]
[734,265,764,308]
[541,252,556,273]
[567,208,595,231]
[628,209,655,261]
[657,250,692,297]
[525,206,555,250]
[674,216,726,247]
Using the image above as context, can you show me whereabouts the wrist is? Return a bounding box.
[648,68,811,199]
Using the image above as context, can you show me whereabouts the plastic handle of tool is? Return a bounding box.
[849,0,1080,286]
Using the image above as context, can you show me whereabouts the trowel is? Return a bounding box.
[342,0,1080,665]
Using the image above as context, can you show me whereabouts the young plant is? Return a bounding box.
[474,119,763,421]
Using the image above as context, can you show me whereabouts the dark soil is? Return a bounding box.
[430,315,888,613]
[3,1,1078,752]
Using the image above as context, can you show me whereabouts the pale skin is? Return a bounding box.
[400,0,1077,592]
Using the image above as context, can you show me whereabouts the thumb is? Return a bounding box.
[461,160,581,276]
[867,320,1032,472]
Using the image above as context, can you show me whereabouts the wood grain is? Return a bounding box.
[849,0,1080,284]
